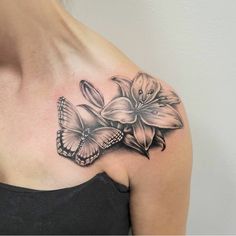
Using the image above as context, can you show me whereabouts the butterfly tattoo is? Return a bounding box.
[56,72,183,166]
[57,97,123,166]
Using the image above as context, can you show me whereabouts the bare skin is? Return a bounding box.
[0,0,192,235]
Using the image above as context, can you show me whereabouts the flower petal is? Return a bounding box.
[131,72,161,105]
[123,133,149,158]
[140,103,183,129]
[80,80,104,108]
[101,97,136,124]
[157,89,181,105]
[154,129,166,151]
[133,118,155,151]
[111,76,132,97]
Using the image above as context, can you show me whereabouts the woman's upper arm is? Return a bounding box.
[127,75,193,235]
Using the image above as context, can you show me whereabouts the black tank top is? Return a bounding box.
[0,171,131,235]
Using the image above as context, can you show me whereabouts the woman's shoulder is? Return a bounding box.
[98,70,192,234]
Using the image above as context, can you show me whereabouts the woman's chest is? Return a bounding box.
[0,100,99,188]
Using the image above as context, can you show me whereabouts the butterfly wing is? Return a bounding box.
[90,127,123,149]
[57,129,82,158]
[57,96,84,131]
[75,138,100,166]
[57,96,84,159]
[74,127,123,166]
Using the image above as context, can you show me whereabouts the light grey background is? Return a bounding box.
[61,0,236,234]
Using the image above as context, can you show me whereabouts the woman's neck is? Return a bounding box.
[0,0,125,83]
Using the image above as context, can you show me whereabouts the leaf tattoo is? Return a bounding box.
[56,72,183,166]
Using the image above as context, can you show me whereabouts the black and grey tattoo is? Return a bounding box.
[56,72,183,166]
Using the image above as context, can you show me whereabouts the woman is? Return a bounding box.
[0,0,192,234]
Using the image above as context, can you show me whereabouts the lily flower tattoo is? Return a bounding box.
[56,72,183,166]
